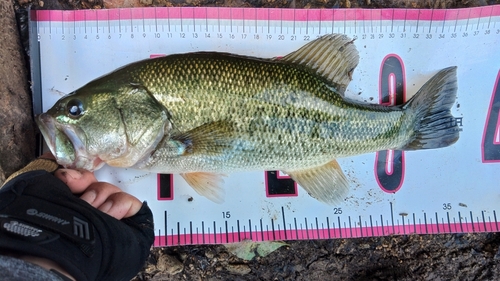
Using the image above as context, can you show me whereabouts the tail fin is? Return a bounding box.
[401,67,459,150]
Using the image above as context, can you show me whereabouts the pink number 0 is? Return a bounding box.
[375,55,406,193]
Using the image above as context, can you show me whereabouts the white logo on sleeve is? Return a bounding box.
[26,209,70,225]
[3,221,42,237]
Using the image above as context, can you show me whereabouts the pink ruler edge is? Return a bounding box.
[154,221,500,246]
[33,6,500,22]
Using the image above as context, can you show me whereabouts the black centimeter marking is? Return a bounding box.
[458,211,464,232]
[294,218,298,239]
[205,7,208,32]
[465,8,471,31]
[242,9,245,33]
[213,221,216,244]
[229,8,233,33]
[237,220,241,241]
[305,9,309,35]
[390,202,395,234]
[442,10,447,33]
[338,216,342,238]
[164,210,168,246]
[202,221,205,244]
[154,7,158,33]
[380,214,384,235]
[494,211,499,232]
[304,218,309,239]
[327,217,331,239]
[370,215,374,236]
[177,222,180,245]
[281,207,287,240]
[428,9,433,33]
[435,213,440,233]
[424,212,428,234]
[271,219,276,240]
[248,219,252,240]
[470,211,475,232]
[225,221,228,243]
[413,213,416,234]
[190,222,193,243]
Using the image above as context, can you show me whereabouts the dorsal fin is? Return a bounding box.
[279,34,359,95]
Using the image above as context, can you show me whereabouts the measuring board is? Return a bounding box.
[29,6,500,246]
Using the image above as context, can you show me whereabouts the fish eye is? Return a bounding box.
[66,99,84,118]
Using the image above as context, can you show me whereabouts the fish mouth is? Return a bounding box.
[36,113,104,171]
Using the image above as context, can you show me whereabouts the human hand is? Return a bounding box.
[54,168,142,220]
[0,153,155,281]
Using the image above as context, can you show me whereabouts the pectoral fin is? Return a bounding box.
[284,160,349,205]
[172,120,236,156]
[181,172,226,204]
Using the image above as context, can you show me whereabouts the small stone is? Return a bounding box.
[494,247,500,260]
[205,250,215,259]
[225,264,251,275]
[156,253,183,275]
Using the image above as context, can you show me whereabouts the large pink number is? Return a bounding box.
[375,55,406,193]
[482,70,500,163]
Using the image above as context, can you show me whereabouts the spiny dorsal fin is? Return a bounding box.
[279,34,359,95]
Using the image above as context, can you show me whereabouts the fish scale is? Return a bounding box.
[130,53,408,164]
[36,33,458,205]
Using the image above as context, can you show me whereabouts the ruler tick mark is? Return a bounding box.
[316,218,320,239]
[281,207,287,240]
[304,217,309,239]
[294,218,298,239]
[435,213,440,233]
[469,211,475,232]
[370,215,374,236]
[482,211,487,232]
[494,211,499,231]
[338,217,342,238]
[213,221,217,243]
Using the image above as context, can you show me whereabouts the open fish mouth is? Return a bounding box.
[36,113,104,171]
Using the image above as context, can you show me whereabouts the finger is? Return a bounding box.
[79,182,122,208]
[54,169,98,194]
[97,192,143,219]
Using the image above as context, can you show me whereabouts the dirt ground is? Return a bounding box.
[2,0,500,280]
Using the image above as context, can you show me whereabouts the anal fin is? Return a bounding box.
[181,172,226,204]
[284,159,349,205]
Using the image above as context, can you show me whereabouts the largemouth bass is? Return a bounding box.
[36,34,459,204]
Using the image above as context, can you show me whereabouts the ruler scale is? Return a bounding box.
[30,6,500,246]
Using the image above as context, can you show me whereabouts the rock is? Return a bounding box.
[225,263,251,275]
[156,252,184,275]
[0,0,35,186]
